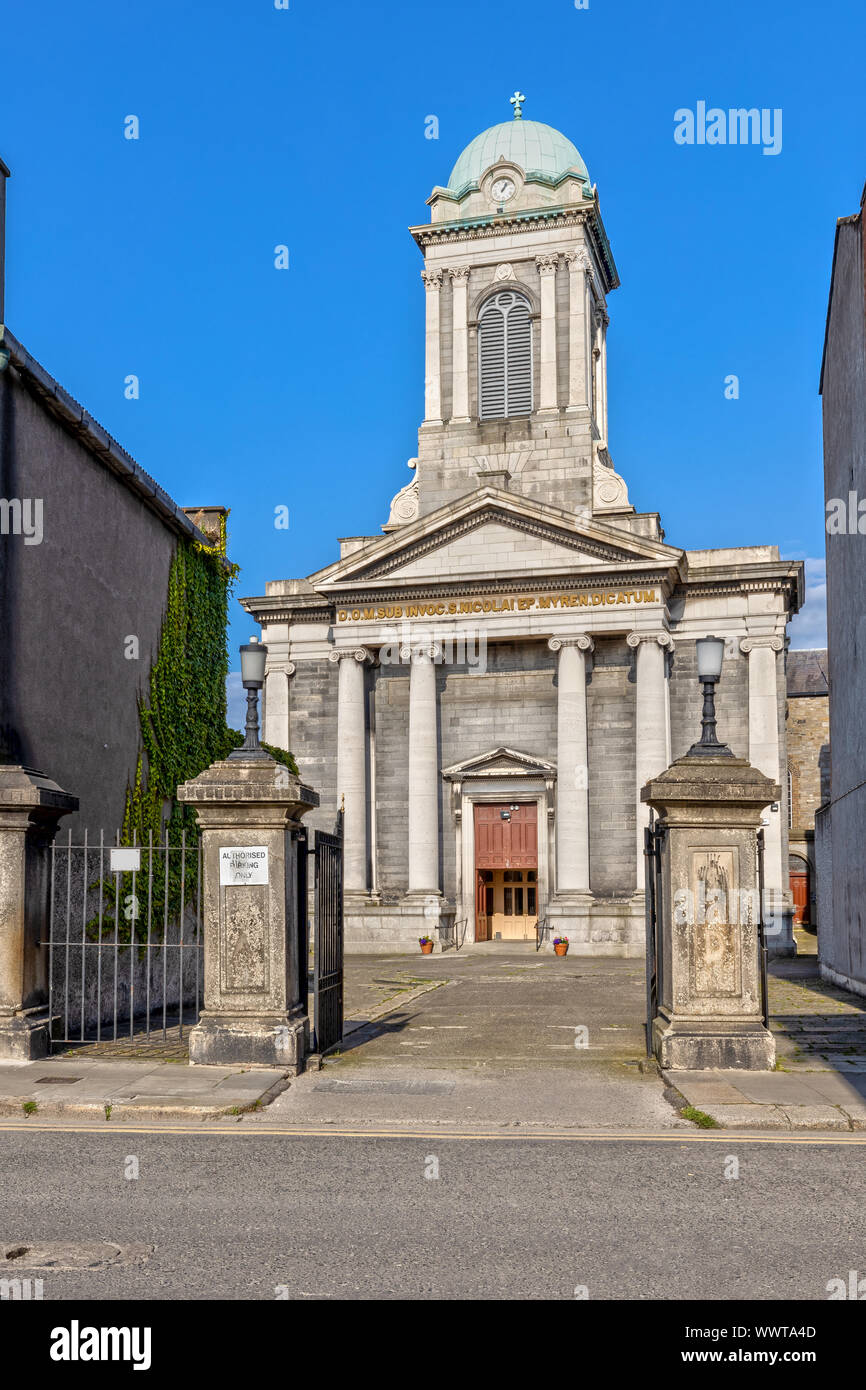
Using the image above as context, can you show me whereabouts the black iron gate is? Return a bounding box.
[644,817,664,1056]
[311,810,344,1055]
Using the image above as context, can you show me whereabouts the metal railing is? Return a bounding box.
[535,915,549,952]
[43,829,203,1047]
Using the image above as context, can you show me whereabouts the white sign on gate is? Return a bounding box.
[219,846,269,886]
[110,847,141,872]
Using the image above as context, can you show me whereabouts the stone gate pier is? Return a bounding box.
[178,755,318,1072]
[642,752,778,1071]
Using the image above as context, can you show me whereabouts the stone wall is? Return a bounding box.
[787,694,830,833]
[819,206,866,993]
[0,366,178,834]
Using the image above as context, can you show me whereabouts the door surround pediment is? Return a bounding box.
[442,746,557,783]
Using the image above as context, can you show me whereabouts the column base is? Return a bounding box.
[545,894,645,954]
[544,892,593,949]
[0,1009,53,1060]
[653,1012,776,1071]
[342,895,454,953]
[189,1010,308,1073]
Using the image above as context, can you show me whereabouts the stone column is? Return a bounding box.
[329,647,372,894]
[740,635,792,952]
[564,251,590,411]
[628,631,673,891]
[0,766,77,1058]
[179,756,318,1070]
[421,268,443,425]
[536,254,560,413]
[584,272,595,413]
[598,307,609,441]
[548,636,593,892]
[402,642,441,896]
[264,662,294,752]
[449,266,471,423]
[642,752,779,1070]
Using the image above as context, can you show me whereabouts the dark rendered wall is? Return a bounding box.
[821,212,866,990]
[0,366,176,834]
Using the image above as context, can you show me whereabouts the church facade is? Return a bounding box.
[243,100,803,955]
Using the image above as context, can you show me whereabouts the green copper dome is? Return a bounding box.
[447,118,590,193]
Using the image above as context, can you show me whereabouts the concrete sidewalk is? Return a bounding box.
[0,1059,288,1120]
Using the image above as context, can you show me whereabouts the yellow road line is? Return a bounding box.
[0,1123,863,1144]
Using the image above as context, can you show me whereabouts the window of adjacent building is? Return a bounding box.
[478,290,533,419]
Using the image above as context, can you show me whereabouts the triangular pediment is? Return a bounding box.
[441,746,557,780]
[311,488,682,595]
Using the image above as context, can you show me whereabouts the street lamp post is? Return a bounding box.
[687,635,733,757]
[229,637,271,760]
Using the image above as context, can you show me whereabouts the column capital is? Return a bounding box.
[421,268,443,291]
[328,646,376,665]
[535,253,560,276]
[563,249,591,273]
[627,630,673,650]
[447,265,470,283]
[740,635,784,654]
[548,635,594,654]
[399,642,442,663]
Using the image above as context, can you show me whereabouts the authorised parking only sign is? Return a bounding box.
[219,847,269,886]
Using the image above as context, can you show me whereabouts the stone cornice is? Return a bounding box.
[243,564,799,626]
[412,206,620,294]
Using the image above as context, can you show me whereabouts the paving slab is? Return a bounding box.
[779,1106,851,1131]
[691,1104,791,1129]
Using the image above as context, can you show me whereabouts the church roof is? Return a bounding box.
[447,118,590,194]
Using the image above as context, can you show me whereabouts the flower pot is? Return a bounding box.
[420,941,434,955]
[554,942,568,957]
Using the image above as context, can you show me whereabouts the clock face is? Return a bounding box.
[491,177,516,203]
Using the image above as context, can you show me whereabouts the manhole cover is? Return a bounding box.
[34,1077,81,1085]
[2,1242,152,1270]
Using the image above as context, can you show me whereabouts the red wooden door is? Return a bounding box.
[474,803,538,870]
[476,871,491,941]
[789,869,809,925]
[474,804,538,939]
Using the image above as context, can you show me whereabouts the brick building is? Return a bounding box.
[244,101,804,954]
[785,650,829,929]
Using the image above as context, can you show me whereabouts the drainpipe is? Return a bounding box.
[0,154,10,327]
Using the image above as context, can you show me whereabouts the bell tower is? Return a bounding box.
[406,96,627,523]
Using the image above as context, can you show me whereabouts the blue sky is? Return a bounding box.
[3,0,859,720]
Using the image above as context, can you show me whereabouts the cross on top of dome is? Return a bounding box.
[510,91,526,120]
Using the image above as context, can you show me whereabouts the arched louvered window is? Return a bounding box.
[478,290,533,419]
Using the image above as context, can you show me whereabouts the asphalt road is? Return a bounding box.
[1,1127,864,1301]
